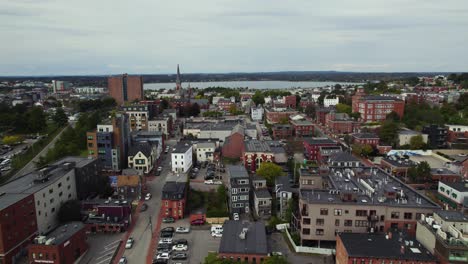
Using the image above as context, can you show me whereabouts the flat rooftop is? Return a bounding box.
[245,140,271,152]
[436,210,468,222]
[219,220,268,255]
[382,156,416,167]
[227,165,249,179]
[40,222,86,246]
[301,166,440,209]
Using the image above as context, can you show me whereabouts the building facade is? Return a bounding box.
[161,182,186,220]
[195,142,215,162]
[108,74,144,105]
[352,133,380,147]
[422,125,448,149]
[171,142,193,173]
[228,166,250,214]
[352,88,405,122]
[242,140,274,173]
[303,137,338,161]
[291,120,314,137]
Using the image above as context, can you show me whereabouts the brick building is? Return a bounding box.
[82,199,132,233]
[352,88,405,122]
[265,108,298,124]
[316,108,332,126]
[108,74,143,105]
[0,194,37,264]
[242,140,274,173]
[352,133,380,147]
[222,125,246,159]
[422,125,448,149]
[28,222,88,264]
[291,120,314,137]
[446,125,468,149]
[271,124,293,140]
[218,221,268,263]
[325,112,359,134]
[161,182,187,220]
[303,137,338,161]
[336,233,437,264]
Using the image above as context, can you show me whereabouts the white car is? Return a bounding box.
[158,238,173,244]
[119,257,127,264]
[156,253,170,260]
[175,227,190,233]
[172,244,188,251]
[233,213,239,221]
[204,180,214,185]
[125,237,134,249]
[213,180,223,185]
[157,166,162,171]
[211,232,222,238]
[145,193,152,200]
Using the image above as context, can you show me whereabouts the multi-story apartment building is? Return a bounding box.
[251,177,272,219]
[352,88,405,122]
[275,176,295,220]
[352,133,380,147]
[291,120,314,137]
[265,108,298,124]
[161,181,187,220]
[171,142,193,173]
[227,165,250,214]
[108,74,143,105]
[195,142,215,162]
[303,137,338,161]
[272,124,293,140]
[325,112,359,134]
[416,211,468,264]
[242,140,274,173]
[299,164,440,244]
[446,125,468,149]
[122,104,157,131]
[0,193,37,264]
[251,106,264,121]
[148,116,172,137]
[422,125,448,149]
[437,181,468,209]
[323,96,339,107]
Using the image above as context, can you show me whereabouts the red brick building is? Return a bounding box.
[243,140,274,173]
[28,222,88,264]
[325,112,359,134]
[291,120,314,137]
[303,137,337,161]
[0,194,37,264]
[352,133,380,147]
[272,124,293,140]
[446,125,468,149]
[265,108,298,124]
[316,108,331,126]
[300,100,314,109]
[430,168,461,183]
[108,74,144,105]
[222,126,245,159]
[336,233,437,264]
[352,88,405,122]
[161,182,187,220]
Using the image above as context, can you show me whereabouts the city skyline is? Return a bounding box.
[1,0,468,75]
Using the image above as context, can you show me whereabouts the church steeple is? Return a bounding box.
[176,64,181,91]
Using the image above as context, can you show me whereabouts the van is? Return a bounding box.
[211,225,223,234]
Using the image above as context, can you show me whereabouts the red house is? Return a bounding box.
[162,182,187,220]
[352,133,380,147]
[29,222,88,264]
[243,140,274,173]
[272,124,293,140]
[291,120,314,137]
[303,137,337,161]
[222,125,245,159]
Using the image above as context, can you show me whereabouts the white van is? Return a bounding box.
[211,225,223,234]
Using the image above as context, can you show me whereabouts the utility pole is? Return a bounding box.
[148,216,153,236]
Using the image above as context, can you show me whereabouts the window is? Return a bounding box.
[415,213,422,220]
[315,229,324,236]
[59,192,63,197]
[356,210,367,217]
[302,228,310,235]
[316,218,325,226]
[355,220,368,227]
[49,188,53,194]
[303,218,311,225]
[67,185,71,190]
[344,220,353,226]
[403,212,412,220]
[58,182,62,188]
[320,208,328,215]
[232,196,238,202]
[391,212,400,219]
[335,219,340,226]
[49,198,54,204]
[334,209,342,216]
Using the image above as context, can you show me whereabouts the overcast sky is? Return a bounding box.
[1,0,468,75]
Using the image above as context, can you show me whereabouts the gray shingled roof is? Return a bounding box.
[244,140,271,152]
[218,220,268,255]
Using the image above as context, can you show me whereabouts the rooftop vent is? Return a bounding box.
[239,227,249,240]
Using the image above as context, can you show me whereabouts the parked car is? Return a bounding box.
[162,217,175,223]
[213,180,223,185]
[158,238,173,244]
[161,227,175,233]
[155,170,161,176]
[172,244,188,251]
[160,231,173,238]
[175,239,188,245]
[156,253,170,260]
[119,257,127,264]
[204,175,214,180]
[190,219,205,225]
[140,203,148,212]
[157,244,172,251]
[204,180,214,185]
[125,237,134,249]
[157,166,162,172]
[175,227,190,233]
[211,225,223,234]
[172,253,188,260]
[157,247,172,254]
[211,232,222,238]
[152,258,168,264]
[233,213,239,221]
[145,193,152,200]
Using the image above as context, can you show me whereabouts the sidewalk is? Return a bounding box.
[145,207,164,263]
[112,201,143,264]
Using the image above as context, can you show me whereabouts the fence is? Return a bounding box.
[206,217,229,224]
[284,228,335,255]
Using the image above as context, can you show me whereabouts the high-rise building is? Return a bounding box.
[108,74,144,105]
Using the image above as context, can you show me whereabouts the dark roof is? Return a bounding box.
[162,182,186,200]
[436,210,468,222]
[254,189,271,199]
[304,137,336,145]
[430,168,459,175]
[219,220,268,255]
[173,141,192,153]
[0,193,31,211]
[275,176,296,194]
[129,142,153,157]
[363,95,403,101]
[353,133,379,139]
[190,99,209,105]
[227,165,249,179]
[339,233,436,261]
[244,140,271,152]
[442,181,468,192]
[329,152,360,163]
[43,222,86,245]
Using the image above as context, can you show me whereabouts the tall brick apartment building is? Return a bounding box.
[108,74,144,105]
[352,87,405,122]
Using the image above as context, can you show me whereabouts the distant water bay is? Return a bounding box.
[144,80,361,90]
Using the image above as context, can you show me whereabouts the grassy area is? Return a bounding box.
[0,124,65,184]
[188,187,229,218]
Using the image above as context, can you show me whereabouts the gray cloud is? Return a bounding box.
[0,0,467,75]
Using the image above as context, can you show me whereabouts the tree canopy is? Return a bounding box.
[256,162,283,186]
[53,107,69,127]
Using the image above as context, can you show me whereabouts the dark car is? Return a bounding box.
[140,203,148,212]
[204,175,214,180]
[190,219,205,225]
[152,259,168,264]
[172,253,187,260]
[162,217,175,223]
[160,231,173,238]
[161,227,175,233]
[155,170,161,176]
[157,243,172,250]
[202,162,207,168]
[175,239,188,245]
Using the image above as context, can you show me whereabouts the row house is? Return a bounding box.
[148,116,173,138]
[227,166,250,214]
[161,182,187,220]
[242,140,274,173]
[352,88,405,122]
[251,177,272,219]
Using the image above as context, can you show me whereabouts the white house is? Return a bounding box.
[438,181,468,207]
[171,142,193,173]
[251,106,264,121]
[128,142,157,174]
[324,96,339,107]
[195,142,215,162]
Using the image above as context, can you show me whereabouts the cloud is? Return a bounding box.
[0,0,467,75]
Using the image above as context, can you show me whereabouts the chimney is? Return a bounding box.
[400,245,405,254]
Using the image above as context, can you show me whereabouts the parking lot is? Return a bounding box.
[79,232,124,264]
[155,219,221,264]
[189,163,228,192]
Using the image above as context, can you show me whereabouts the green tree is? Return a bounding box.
[58,200,82,223]
[379,120,399,146]
[252,91,265,105]
[335,103,352,114]
[408,161,431,183]
[278,117,289,124]
[304,104,316,119]
[256,162,283,186]
[26,106,47,133]
[2,135,23,145]
[349,112,361,121]
[409,135,425,150]
[386,111,401,122]
[53,107,69,127]
[263,256,289,264]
